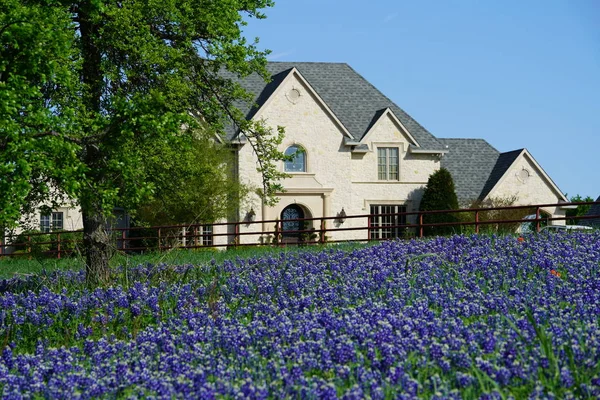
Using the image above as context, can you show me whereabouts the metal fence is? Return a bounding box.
[1,201,598,258]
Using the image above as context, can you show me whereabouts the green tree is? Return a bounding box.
[1,0,285,285]
[419,168,460,236]
[566,194,594,225]
[134,135,246,226]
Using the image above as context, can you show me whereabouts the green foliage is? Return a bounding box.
[566,194,594,225]
[12,230,51,256]
[462,195,535,234]
[0,0,82,227]
[53,231,84,256]
[134,136,246,226]
[0,241,374,279]
[1,0,283,283]
[419,168,460,236]
[299,221,318,245]
[9,230,83,258]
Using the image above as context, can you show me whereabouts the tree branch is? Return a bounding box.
[0,20,28,37]
[195,71,288,204]
[0,131,82,152]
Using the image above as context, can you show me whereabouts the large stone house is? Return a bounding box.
[5,61,572,248]
[227,62,570,244]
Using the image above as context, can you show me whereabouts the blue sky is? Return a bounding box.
[242,0,599,200]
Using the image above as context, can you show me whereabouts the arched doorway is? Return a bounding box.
[280,204,311,241]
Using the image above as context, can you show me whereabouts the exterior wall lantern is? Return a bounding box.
[246,208,256,223]
[336,208,347,224]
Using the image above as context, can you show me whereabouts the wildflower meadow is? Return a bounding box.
[1,232,599,399]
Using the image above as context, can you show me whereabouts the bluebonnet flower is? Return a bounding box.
[560,366,574,388]
[1,232,599,397]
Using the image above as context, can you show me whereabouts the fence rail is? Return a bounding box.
[1,201,599,258]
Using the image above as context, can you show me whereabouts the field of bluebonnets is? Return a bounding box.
[1,232,600,399]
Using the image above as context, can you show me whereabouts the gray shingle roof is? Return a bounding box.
[438,138,524,202]
[480,150,523,199]
[224,62,445,151]
[585,196,600,227]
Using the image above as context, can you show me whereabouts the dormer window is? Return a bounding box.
[284,145,306,172]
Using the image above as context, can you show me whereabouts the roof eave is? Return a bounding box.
[409,147,448,155]
[229,134,248,145]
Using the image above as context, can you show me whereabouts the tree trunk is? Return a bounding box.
[83,209,112,286]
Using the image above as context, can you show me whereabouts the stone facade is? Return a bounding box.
[234,70,441,244]
[487,151,568,223]
[4,62,573,251]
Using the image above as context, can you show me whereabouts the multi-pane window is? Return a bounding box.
[369,205,406,239]
[187,225,213,246]
[200,225,213,246]
[40,212,63,233]
[284,145,306,172]
[377,147,399,180]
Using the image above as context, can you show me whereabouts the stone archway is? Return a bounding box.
[280,204,312,241]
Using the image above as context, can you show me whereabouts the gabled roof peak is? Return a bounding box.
[224,62,446,151]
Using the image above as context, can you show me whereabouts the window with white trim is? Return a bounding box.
[377,147,399,180]
[185,225,213,246]
[284,145,306,172]
[369,205,406,239]
[40,212,64,233]
[200,225,213,246]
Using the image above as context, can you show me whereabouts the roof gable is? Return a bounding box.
[479,149,523,200]
[250,67,353,139]
[360,108,420,147]
[485,149,568,202]
[224,62,445,151]
[440,140,568,203]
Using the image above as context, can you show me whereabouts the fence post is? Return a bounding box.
[475,210,479,234]
[277,220,282,246]
[419,214,424,238]
[535,207,541,233]
[235,223,239,248]
[320,218,325,244]
[57,232,61,259]
[121,230,126,251]
[157,227,162,251]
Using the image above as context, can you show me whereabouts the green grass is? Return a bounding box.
[0,241,374,279]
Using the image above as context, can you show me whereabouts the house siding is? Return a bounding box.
[235,71,439,242]
[486,153,567,224]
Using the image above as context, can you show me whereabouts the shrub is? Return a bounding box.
[52,231,84,256]
[462,196,537,234]
[419,168,460,236]
[12,230,52,256]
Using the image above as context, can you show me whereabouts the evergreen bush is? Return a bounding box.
[419,168,460,236]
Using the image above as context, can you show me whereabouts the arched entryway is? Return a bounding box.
[280,204,312,242]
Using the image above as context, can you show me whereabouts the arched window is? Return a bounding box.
[284,145,306,172]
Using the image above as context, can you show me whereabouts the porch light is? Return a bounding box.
[246,208,256,223]
[337,208,347,224]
